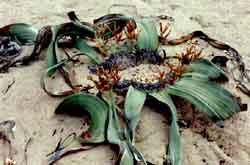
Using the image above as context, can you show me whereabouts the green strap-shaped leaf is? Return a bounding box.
[136,19,159,50]
[167,77,240,121]
[73,38,102,64]
[150,90,181,165]
[183,59,228,81]
[124,86,146,141]
[9,23,38,44]
[55,93,108,143]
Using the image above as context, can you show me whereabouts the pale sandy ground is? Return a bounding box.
[0,0,250,165]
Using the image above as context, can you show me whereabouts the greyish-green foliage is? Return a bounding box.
[0,11,243,165]
[45,13,244,165]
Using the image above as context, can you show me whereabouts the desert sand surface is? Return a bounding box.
[0,0,250,165]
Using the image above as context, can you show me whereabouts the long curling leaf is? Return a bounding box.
[55,93,108,143]
[167,77,240,121]
[150,90,181,165]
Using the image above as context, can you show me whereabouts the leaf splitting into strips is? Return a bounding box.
[183,59,228,81]
[102,91,135,164]
[123,127,148,165]
[162,30,250,97]
[167,77,241,121]
[103,90,147,165]
[53,91,137,165]
[150,90,181,165]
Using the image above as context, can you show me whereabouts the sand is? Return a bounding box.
[0,0,250,165]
